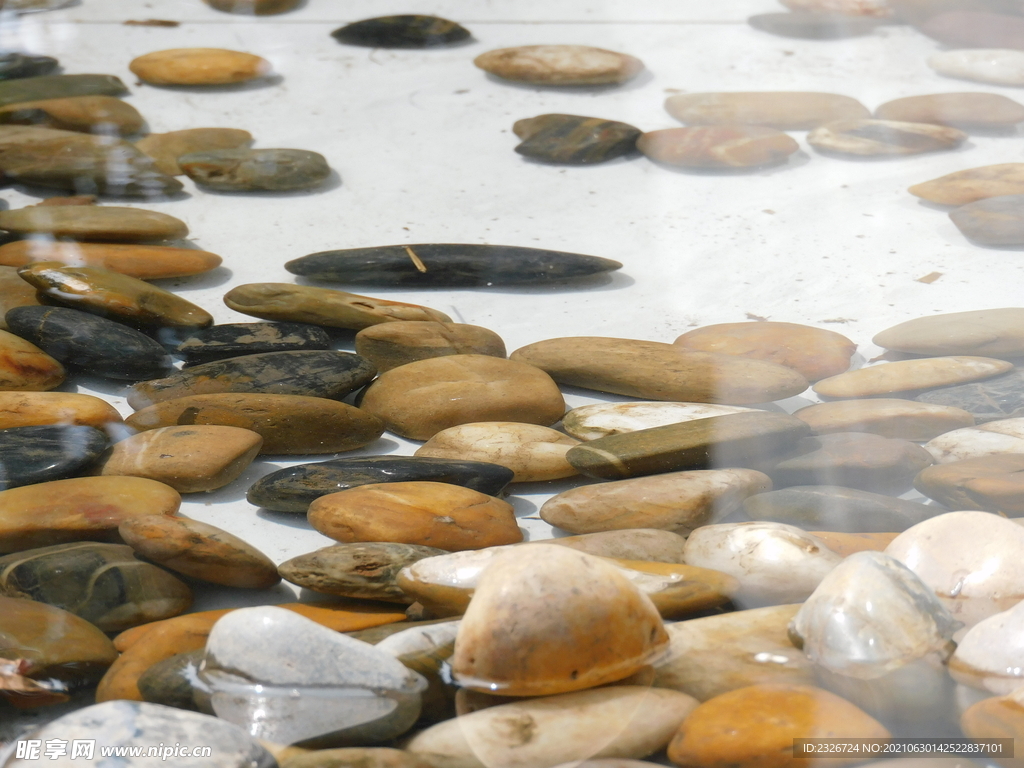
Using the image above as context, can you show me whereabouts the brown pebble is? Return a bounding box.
[0,241,222,280]
[0,265,42,330]
[129,48,272,86]
[665,92,870,130]
[0,391,122,431]
[0,96,145,136]
[135,127,253,175]
[0,206,188,241]
[204,0,302,14]
[0,328,64,391]
[638,126,799,169]
[355,321,506,372]
[909,163,1024,206]
[32,195,97,207]
[808,119,967,156]
[874,92,1024,129]
[474,45,643,86]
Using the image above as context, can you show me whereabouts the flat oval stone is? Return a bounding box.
[176,322,331,365]
[808,118,967,155]
[126,350,376,409]
[909,163,1024,206]
[795,398,974,440]
[875,93,1024,129]
[355,321,505,372]
[539,468,771,535]
[125,393,384,455]
[247,456,514,513]
[97,425,263,492]
[474,45,643,86]
[512,113,641,164]
[204,0,301,14]
[360,354,566,441]
[566,411,812,480]
[875,308,1024,357]
[547,529,688,563]
[951,194,1024,245]
[0,205,188,241]
[129,48,272,86]
[18,262,213,329]
[0,95,145,136]
[665,92,870,130]
[929,49,1024,86]
[135,127,253,175]
[180,148,331,192]
[921,11,1024,48]
[0,425,108,490]
[286,243,622,287]
[0,327,64,390]
[118,515,279,588]
[0,391,122,430]
[416,422,579,482]
[6,305,172,380]
[748,11,882,38]
[223,282,452,329]
[0,265,42,330]
[331,15,471,47]
[308,481,522,551]
[638,126,799,169]
[742,486,941,533]
[0,54,58,81]
[279,542,447,602]
[563,401,753,441]
[0,74,127,108]
[916,368,1024,422]
[915,454,1024,512]
[0,240,222,279]
[674,321,856,382]
[0,542,191,631]
[923,417,1024,462]
[813,356,1013,398]
[511,337,808,404]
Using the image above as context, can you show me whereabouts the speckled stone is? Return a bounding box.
[909,163,1024,206]
[638,126,799,169]
[175,322,331,365]
[512,113,641,164]
[951,195,1024,245]
[355,321,506,372]
[794,398,975,440]
[813,356,1013,398]
[474,45,644,86]
[916,368,1024,422]
[0,205,188,240]
[0,265,41,330]
[0,425,108,490]
[180,148,330,192]
[0,391,122,431]
[0,327,64,390]
[665,92,870,130]
[747,11,882,38]
[135,127,253,176]
[742,486,940,532]
[0,74,127,108]
[0,96,145,136]
[915,454,1024,512]
[808,119,967,156]
[0,241,222,279]
[332,15,471,47]
[129,48,272,86]
[875,93,1024,129]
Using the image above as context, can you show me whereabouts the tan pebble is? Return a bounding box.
[665,92,870,130]
[0,241,222,280]
[674,321,856,382]
[129,48,272,86]
[204,0,302,14]
[125,393,383,455]
[874,308,1024,357]
[915,454,1024,512]
[308,481,522,551]
[474,45,643,86]
[909,163,1024,206]
[415,422,579,482]
[0,328,64,390]
[812,356,1013,398]
[0,264,42,330]
[355,320,506,372]
[0,206,188,241]
[794,398,975,440]
[118,514,279,588]
[96,425,263,492]
[810,531,900,557]
[135,127,253,175]
[638,126,799,169]
[0,476,180,553]
[360,354,566,441]
[32,195,97,207]
[808,119,967,156]
[0,96,145,136]
[874,93,1024,129]
[0,391,122,430]
[546,529,688,563]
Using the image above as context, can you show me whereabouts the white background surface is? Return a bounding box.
[1,0,1021,613]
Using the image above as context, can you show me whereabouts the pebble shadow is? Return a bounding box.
[133,74,284,94]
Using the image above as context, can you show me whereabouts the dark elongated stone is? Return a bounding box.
[512,114,641,164]
[566,411,812,480]
[950,195,1024,246]
[0,425,108,489]
[747,12,882,39]
[174,322,332,365]
[741,486,942,533]
[137,649,202,711]
[126,350,376,409]
[331,15,471,47]
[0,74,128,108]
[916,369,1024,423]
[6,305,172,380]
[285,244,623,287]
[178,148,331,192]
[247,456,515,513]
[0,53,59,81]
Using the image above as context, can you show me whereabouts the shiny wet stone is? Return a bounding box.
[747,11,882,38]
[137,649,202,711]
[126,350,376,409]
[179,148,331,192]
[512,114,641,164]
[741,486,940,532]
[0,74,127,108]
[204,0,301,14]
[331,15,471,47]
[6,305,172,380]
[0,53,58,81]
[950,194,1024,246]
[175,322,331,365]
[0,205,188,241]
[0,240,223,280]
[247,456,515,513]
[0,424,108,490]
[0,264,41,330]
[0,327,64,390]
[916,368,1024,423]
[286,243,622,287]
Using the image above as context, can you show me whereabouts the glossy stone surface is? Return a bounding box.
[175,322,331,365]
[909,163,1024,206]
[565,411,811,480]
[950,600,1024,694]
[308,481,522,550]
[0,542,191,631]
[808,118,967,156]
[136,648,201,710]
[877,308,1024,357]
[355,321,505,372]
[118,515,279,588]
[747,11,882,38]
[0,327,64,390]
[638,126,799,169]
[813,356,1013,398]
[279,542,447,602]
[0,391,121,431]
[247,456,514,513]
[360,354,566,440]
[539,468,771,535]
[929,48,1024,86]
[126,350,376,408]
[0,425,108,490]
[511,337,808,404]
[18,262,213,329]
[331,15,471,47]
[135,127,253,175]
[0,205,188,240]
[917,368,1024,422]
[126,393,384,455]
[665,91,870,130]
[0,240,222,279]
[915,454,1024,512]
[512,113,641,164]
[0,74,127,108]
[129,48,272,86]
[951,195,1024,245]
[921,11,1024,49]
[795,398,974,440]
[97,425,264,493]
[6,305,172,380]
[0,95,145,136]
[564,401,752,441]
[474,45,643,86]
[0,265,41,330]
[924,417,1024,462]
[743,485,940,533]
[223,282,452,329]
[875,93,1024,129]
[180,148,330,192]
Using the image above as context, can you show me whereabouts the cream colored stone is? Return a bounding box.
[929,49,1024,87]
[874,93,1024,129]
[474,45,643,86]
[563,401,752,441]
[950,600,1024,694]
[813,356,1013,398]
[909,163,1024,206]
[809,118,966,156]
[665,92,870,130]
[924,417,1024,463]
[794,398,974,440]
[129,48,272,86]
[875,308,1024,358]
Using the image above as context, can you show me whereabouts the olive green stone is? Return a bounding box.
[136,648,202,711]
[0,205,188,241]
[0,74,128,108]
